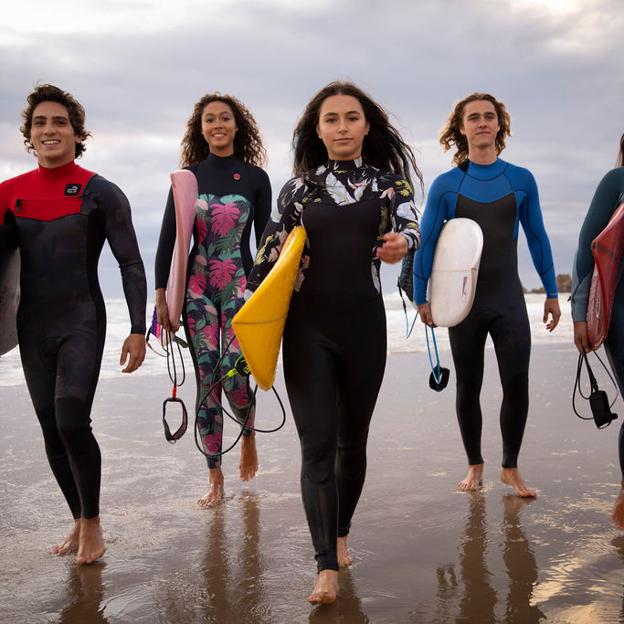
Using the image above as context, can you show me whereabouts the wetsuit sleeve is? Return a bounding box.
[0,185,18,250]
[154,187,175,290]
[518,170,558,298]
[98,180,147,334]
[253,169,272,244]
[571,168,624,321]
[246,176,305,293]
[413,177,449,305]
[387,177,420,250]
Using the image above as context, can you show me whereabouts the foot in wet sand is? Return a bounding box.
[76,517,106,565]
[458,464,484,492]
[308,569,339,605]
[239,433,258,482]
[612,482,624,530]
[51,518,81,556]
[337,536,352,568]
[197,467,225,509]
[500,468,536,498]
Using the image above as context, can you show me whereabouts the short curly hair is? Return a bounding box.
[20,84,91,158]
[439,93,511,166]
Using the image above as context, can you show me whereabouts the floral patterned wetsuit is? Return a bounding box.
[155,154,271,468]
[247,158,419,571]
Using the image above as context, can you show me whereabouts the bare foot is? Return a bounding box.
[197,467,225,509]
[612,482,624,530]
[500,468,537,498]
[51,518,81,556]
[239,433,258,482]
[76,517,106,565]
[458,464,484,492]
[308,569,339,605]
[337,536,352,568]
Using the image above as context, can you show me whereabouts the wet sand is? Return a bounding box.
[1,343,624,623]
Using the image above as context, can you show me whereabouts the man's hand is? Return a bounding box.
[418,302,435,327]
[120,333,146,373]
[543,297,561,332]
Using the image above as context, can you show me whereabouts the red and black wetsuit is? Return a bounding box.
[0,161,146,519]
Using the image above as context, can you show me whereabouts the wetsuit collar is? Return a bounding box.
[325,157,363,172]
[205,152,238,169]
[464,158,507,180]
[37,160,78,180]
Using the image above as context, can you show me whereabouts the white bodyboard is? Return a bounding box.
[428,218,483,328]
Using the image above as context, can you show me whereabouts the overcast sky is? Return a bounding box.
[1,0,622,297]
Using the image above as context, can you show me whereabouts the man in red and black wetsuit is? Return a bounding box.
[0,84,147,564]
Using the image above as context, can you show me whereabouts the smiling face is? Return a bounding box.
[316,94,369,161]
[30,101,80,168]
[201,100,238,157]
[459,99,501,156]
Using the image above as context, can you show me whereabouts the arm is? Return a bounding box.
[98,179,147,372]
[571,168,624,322]
[518,169,560,331]
[377,177,419,264]
[412,177,449,306]
[246,177,306,294]
[253,168,272,245]
[154,187,176,330]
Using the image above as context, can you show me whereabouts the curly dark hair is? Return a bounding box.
[180,93,266,168]
[617,132,624,168]
[292,81,423,194]
[439,92,512,166]
[20,84,90,158]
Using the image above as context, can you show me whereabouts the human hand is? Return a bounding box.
[418,302,435,327]
[376,232,408,264]
[120,333,146,373]
[543,297,561,332]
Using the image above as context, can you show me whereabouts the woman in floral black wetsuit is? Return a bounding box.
[155,94,271,508]
[247,81,421,605]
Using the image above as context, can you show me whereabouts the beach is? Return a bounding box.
[2,332,624,623]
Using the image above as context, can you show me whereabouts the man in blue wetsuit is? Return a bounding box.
[414,93,561,497]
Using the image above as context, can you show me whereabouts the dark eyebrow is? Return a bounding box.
[33,115,69,122]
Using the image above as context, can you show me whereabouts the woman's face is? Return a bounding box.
[317,94,369,161]
[201,101,237,156]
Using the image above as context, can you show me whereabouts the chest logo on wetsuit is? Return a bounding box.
[233,173,241,181]
[64,183,82,196]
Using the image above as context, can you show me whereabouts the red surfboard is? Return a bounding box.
[587,202,624,349]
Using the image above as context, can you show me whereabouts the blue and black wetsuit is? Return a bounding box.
[248,158,420,571]
[0,161,147,519]
[414,158,557,469]
[571,167,624,475]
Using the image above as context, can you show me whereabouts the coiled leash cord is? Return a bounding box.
[161,331,286,458]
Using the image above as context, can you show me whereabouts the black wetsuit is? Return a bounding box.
[414,159,557,469]
[248,159,420,571]
[0,161,146,519]
[155,154,271,468]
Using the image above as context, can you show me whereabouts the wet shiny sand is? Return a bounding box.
[1,344,623,623]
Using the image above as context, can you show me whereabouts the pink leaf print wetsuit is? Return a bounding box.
[155,154,271,467]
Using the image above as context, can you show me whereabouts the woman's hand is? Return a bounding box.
[574,320,592,353]
[155,288,177,332]
[543,297,561,332]
[376,232,408,264]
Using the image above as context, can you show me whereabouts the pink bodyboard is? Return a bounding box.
[166,170,204,324]
[587,202,624,349]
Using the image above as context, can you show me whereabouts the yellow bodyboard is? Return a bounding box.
[233,226,307,390]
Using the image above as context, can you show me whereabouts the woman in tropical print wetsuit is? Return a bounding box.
[155,94,271,508]
[247,81,421,605]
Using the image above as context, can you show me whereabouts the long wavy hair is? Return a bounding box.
[439,92,511,166]
[292,81,423,193]
[617,132,624,168]
[20,84,91,158]
[180,93,266,168]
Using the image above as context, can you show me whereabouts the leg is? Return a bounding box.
[219,285,258,482]
[283,313,340,579]
[449,311,489,491]
[184,293,226,508]
[604,310,624,528]
[490,306,535,497]
[335,298,387,565]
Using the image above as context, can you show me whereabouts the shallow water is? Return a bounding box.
[1,344,623,623]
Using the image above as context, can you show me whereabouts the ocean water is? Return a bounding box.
[0,294,573,387]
